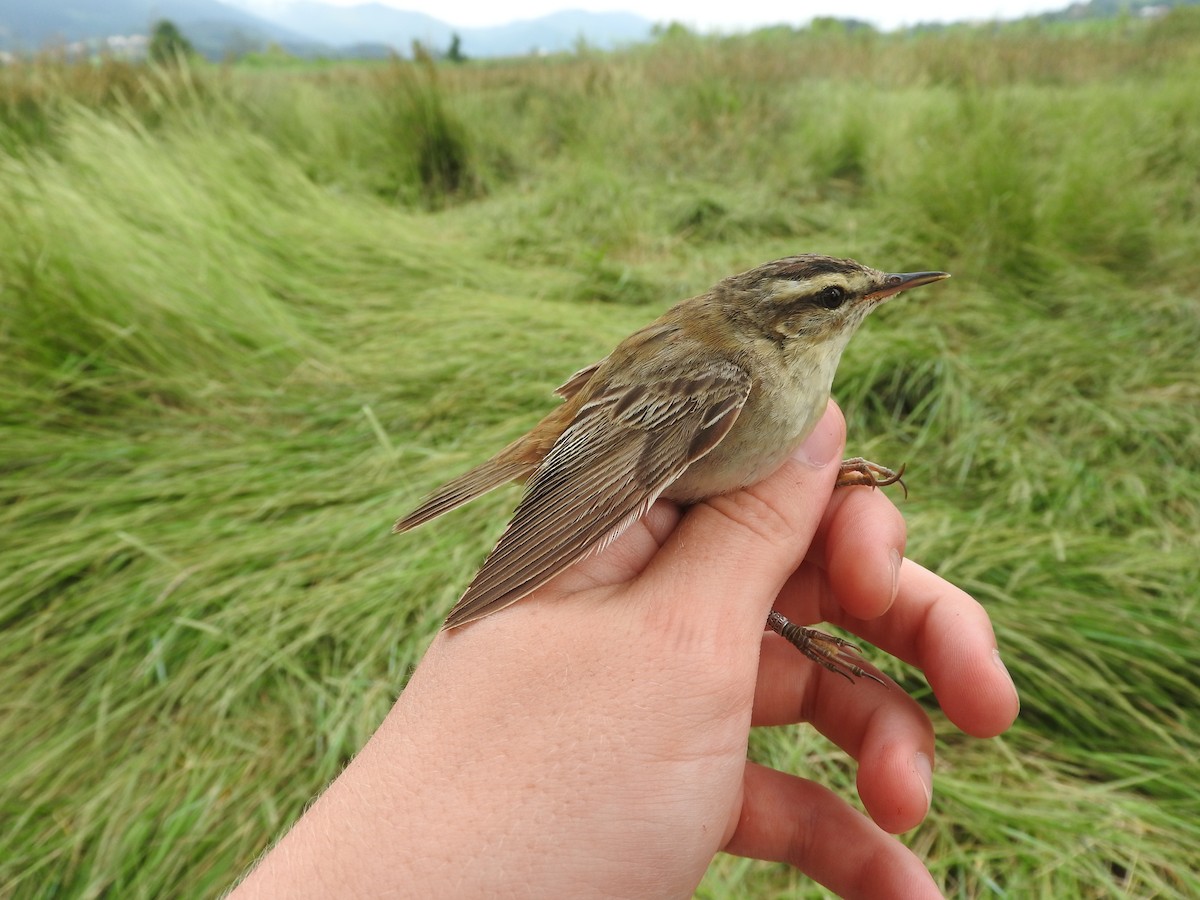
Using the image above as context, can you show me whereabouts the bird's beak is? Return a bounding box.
[866,271,951,303]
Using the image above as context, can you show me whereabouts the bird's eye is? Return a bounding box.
[816,285,846,309]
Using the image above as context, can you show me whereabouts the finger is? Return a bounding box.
[809,484,907,620]
[752,635,935,833]
[862,558,1020,738]
[637,400,847,649]
[724,762,941,900]
[778,558,1020,738]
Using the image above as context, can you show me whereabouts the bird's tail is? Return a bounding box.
[392,448,536,534]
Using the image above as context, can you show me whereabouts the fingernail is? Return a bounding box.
[794,412,840,468]
[888,548,902,604]
[914,752,933,813]
[993,649,1021,711]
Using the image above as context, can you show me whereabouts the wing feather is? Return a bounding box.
[392,455,534,534]
[554,358,606,399]
[444,361,752,627]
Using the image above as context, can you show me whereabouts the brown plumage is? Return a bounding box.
[394,255,949,679]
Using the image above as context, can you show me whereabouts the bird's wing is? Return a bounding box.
[554,358,606,399]
[444,360,753,627]
[554,324,681,400]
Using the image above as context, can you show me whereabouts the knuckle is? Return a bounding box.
[700,480,804,550]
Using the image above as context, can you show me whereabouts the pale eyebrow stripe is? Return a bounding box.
[769,272,847,303]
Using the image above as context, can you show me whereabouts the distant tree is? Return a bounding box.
[651,21,694,41]
[807,16,877,36]
[446,32,467,63]
[148,19,194,64]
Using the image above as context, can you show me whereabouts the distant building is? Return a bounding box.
[47,34,151,62]
[103,34,149,59]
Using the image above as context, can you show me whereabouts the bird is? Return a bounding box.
[394,254,949,681]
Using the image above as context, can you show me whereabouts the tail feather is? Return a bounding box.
[392,454,535,533]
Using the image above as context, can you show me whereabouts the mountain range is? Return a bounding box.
[0,0,655,59]
[1,0,1191,61]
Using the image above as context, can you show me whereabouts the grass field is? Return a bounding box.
[3,13,1199,898]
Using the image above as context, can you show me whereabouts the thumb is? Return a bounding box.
[639,399,847,647]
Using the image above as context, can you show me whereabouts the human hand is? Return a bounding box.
[233,399,1019,899]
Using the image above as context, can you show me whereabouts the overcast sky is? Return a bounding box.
[229,0,1073,32]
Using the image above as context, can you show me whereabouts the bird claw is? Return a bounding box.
[766,611,886,686]
[836,457,908,499]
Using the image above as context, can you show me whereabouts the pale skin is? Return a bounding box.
[232,400,1020,899]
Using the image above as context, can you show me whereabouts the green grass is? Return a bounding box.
[3,15,1200,898]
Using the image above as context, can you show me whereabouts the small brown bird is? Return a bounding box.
[395,255,949,681]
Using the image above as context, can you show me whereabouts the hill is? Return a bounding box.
[0,0,654,58]
[0,0,318,56]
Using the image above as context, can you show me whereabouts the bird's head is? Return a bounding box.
[724,254,949,350]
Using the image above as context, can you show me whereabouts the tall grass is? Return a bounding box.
[3,15,1199,898]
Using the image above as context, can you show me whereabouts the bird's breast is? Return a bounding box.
[663,355,833,504]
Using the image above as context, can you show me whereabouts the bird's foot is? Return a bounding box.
[836,457,908,499]
[766,610,886,685]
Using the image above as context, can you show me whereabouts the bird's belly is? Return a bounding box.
[663,390,827,504]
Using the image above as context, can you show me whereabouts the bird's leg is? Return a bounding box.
[784,456,907,680]
[837,457,908,499]
[766,611,886,686]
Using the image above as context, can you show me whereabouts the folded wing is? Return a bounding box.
[445,360,752,627]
